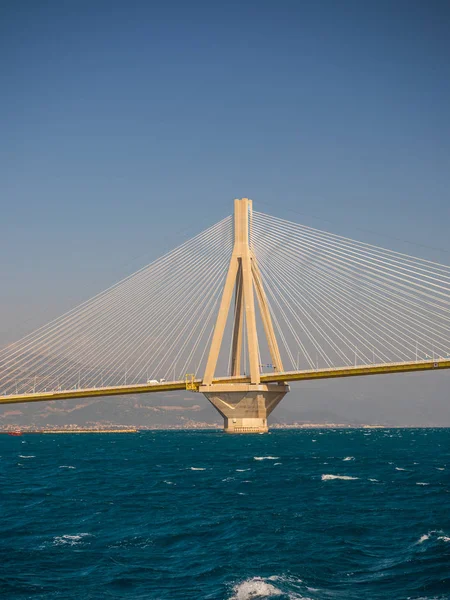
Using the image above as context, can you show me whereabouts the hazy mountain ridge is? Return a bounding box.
[1,369,449,428]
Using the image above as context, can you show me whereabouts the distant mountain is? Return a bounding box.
[0,392,220,428]
[1,370,449,427]
[271,405,363,426]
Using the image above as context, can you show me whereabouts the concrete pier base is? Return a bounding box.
[199,383,289,433]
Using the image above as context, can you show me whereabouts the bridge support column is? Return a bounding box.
[201,198,289,433]
[200,383,289,433]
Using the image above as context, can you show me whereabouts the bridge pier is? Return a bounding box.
[200,198,289,433]
[200,383,289,433]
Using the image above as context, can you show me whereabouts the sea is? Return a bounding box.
[1,428,449,600]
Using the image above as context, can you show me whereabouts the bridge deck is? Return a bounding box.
[0,359,448,405]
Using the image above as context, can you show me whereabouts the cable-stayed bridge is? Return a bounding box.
[1,198,449,433]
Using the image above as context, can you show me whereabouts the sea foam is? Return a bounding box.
[53,533,91,546]
[229,577,282,599]
[321,474,359,481]
[417,530,450,544]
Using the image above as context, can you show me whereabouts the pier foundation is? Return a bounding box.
[200,383,289,433]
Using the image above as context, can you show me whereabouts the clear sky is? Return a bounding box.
[1,0,449,335]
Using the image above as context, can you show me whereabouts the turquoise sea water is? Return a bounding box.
[1,429,449,599]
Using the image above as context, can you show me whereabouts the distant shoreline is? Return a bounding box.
[1,424,450,434]
[0,428,139,434]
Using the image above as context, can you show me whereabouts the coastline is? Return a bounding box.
[1,424,449,434]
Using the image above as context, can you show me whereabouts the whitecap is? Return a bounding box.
[53,533,91,546]
[253,456,279,461]
[416,530,448,544]
[274,463,282,466]
[395,467,407,471]
[163,481,175,485]
[368,478,379,482]
[59,465,76,469]
[19,455,35,459]
[416,482,429,486]
[190,467,205,471]
[236,469,250,472]
[343,456,354,461]
[229,577,282,599]
[321,474,359,481]
[436,467,445,471]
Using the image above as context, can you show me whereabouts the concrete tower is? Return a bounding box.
[200,198,289,433]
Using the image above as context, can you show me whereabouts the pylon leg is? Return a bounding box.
[230,261,244,376]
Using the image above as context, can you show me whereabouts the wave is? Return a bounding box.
[236,469,251,472]
[254,456,279,461]
[416,482,429,485]
[417,530,450,544]
[229,577,282,599]
[59,465,76,469]
[343,456,354,461]
[190,467,205,471]
[321,474,359,481]
[19,455,35,459]
[53,533,91,546]
[229,576,311,599]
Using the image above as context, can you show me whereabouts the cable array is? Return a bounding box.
[1,208,449,397]
[251,212,450,372]
[0,216,233,395]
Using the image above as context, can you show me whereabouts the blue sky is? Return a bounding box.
[1,0,449,341]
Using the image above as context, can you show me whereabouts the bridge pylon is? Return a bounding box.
[199,198,289,433]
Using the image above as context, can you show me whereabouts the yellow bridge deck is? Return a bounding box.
[0,358,449,405]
